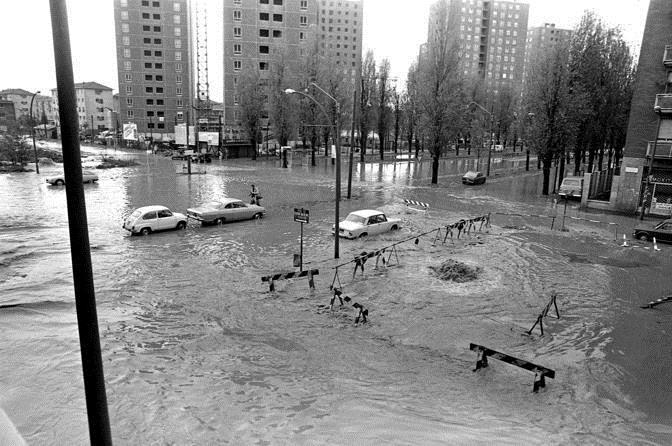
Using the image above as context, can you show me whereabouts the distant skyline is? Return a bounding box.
[1,0,649,100]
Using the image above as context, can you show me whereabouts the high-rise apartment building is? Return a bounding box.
[222,0,363,140]
[316,0,363,87]
[521,23,571,89]
[429,0,529,96]
[51,82,114,134]
[113,0,192,141]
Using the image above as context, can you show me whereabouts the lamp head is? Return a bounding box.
[284,88,296,94]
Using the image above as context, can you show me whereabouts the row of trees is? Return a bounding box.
[236,8,635,193]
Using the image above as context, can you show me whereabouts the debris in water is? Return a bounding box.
[429,259,481,282]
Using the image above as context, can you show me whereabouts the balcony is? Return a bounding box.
[664,45,672,67]
[646,141,672,159]
[654,94,672,113]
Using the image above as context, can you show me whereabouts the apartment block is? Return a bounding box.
[51,82,114,135]
[429,0,529,96]
[522,23,571,90]
[113,0,193,141]
[0,89,36,119]
[316,0,364,87]
[0,99,16,132]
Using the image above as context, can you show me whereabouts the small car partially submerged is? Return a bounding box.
[332,209,401,239]
[558,177,584,199]
[46,170,99,186]
[186,198,265,225]
[123,205,187,235]
[462,171,486,185]
[633,219,672,243]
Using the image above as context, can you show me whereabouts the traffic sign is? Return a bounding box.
[294,208,309,223]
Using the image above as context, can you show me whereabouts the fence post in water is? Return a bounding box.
[49,1,113,444]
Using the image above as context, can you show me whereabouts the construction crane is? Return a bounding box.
[194,0,211,119]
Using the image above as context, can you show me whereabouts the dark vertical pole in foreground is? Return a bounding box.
[348,88,356,199]
[49,1,113,444]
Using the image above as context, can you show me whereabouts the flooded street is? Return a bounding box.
[1,151,671,444]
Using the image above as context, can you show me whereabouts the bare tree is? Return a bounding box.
[416,0,466,184]
[376,58,391,160]
[269,52,296,147]
[239,68,265,161]
[358,51,377,162]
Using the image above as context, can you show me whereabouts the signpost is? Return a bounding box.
[294,208,310,271]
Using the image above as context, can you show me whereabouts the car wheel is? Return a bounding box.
[140,227,151,236]
[215,218,224,225]
[391,225,399,231]
[253,213,263,219]
[55,179,64,186]
[636,233,650,242]
[176,221,186,230]
[359,232,368,238]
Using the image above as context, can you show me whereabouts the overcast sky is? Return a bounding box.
[0,0,649,100]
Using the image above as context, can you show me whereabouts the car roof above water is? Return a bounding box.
[133,205,170,214]
[349,209,383,218]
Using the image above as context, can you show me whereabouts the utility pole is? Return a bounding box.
[348,87,357,199]
[90,115,94,142]
[29,91,41,174]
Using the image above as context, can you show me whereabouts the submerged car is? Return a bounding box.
[633,219,672,243]
[332,209,401,239]
[186,198,265,225]
[46,170,99,186]
[462,171,486,185]
[123,205,187,235]
[558,177,584,200]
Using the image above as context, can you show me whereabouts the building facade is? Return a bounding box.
[0,89,35,120]
[521,23,571,91]
[0,99,16,132]
[429,0,529,96]
[316,0,363,88]
[617,0,672,214]
[51,82,115,136]
[113,0,193,141]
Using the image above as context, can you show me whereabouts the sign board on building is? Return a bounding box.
[123,123,137,141]
[624,167,639,174]
[331,145,336,159]
[294,208,310,223]
[175,124,196,146]
[198,131,219,145]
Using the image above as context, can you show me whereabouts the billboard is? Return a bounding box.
[175,124,196,146]
[199,131,219,146]
[123,123,137,141]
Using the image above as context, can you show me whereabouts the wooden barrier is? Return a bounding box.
[641,295,672,309]
[470,343,556,393]
[527,293,560,335]
[261,269,319,292]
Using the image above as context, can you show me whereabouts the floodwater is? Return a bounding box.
[1,149,671,445]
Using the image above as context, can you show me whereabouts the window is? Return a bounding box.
[273,0,282,4]
[175,62,182,71]
[152,1,160,6]
[142,12,150,18]
[143,25,151,31]
[273,30,282,38]
[300,0,307,9]
[154,38,162,44]
[259,45,269,54]
[273,14,282,22]
[173,15,181,24]
[156,99,164,105]
[233,43,242,55]
[124,48,131,58]
[175,52,182,60]
[142,0,149,5]
[125,85,133,94]
[123,36,130,45]
[259,29,269,37]
[260,0,269,3]
[233,95,240,105]
[127,110,134,118]
[126,98,133,106]
[144,62,152,69]
[259,61,269,70]
[174,27,181,36]
[233,60,242,71]
[121,23,129,33]
[234,27,242,38]
[177,99,184,107]
[121,11,128,20]
[156,75,163,81]
[174,39,182,48]
[153,26,161,32]
[177,111,184,120]
[146,99,154,105]
[176,74,183,83]
[155,63,162,69]
[121,0,128,6]
[145,74,153,81]
[300,16,307,26]
[299,31,305,40]
[155,50,162,57]
[152,13,160,19]
[156,87,164,93]
[146,87,153,93]
[259,12,269,21]
[173,2,181,12]
[144,38,151,44]
[176,87,183,96]
[234,10,242,21]
[144,49,152,56]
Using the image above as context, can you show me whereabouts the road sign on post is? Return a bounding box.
[294,208,310,271]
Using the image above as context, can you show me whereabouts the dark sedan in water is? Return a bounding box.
[462,171,486,185]
[633,219,672,243]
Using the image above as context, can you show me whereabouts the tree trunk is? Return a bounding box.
[251,137,257,160]
[588,147,595,173]
[379,134,384,161]
[310,134,318,167]
[414,138,420,159]
[431,153,440,184]
[542,161,551,195]
[598,143,604,171]
[360,130,367,162]
[558,152,565,192]
[574,147,581,176]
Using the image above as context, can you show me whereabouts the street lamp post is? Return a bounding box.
[285,84,341,259]
[30,90,41,174]
[641,106,663,220]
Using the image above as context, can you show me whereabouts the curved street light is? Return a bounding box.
[285,85,341,259]
[30,90,41,174]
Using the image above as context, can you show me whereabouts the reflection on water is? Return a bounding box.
[1,153,669,444]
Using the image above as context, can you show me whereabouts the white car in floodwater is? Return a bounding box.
[45,170,99,185]
[332,209,401,239]
[123,205,187,236]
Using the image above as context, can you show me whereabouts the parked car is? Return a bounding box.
[332,209,401,239]
[633,219,672,243]
[462,171,486,185]
[186,198,265,225]
[123,206,187,235]
[558,177,584,200]
[46,170,99,186]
